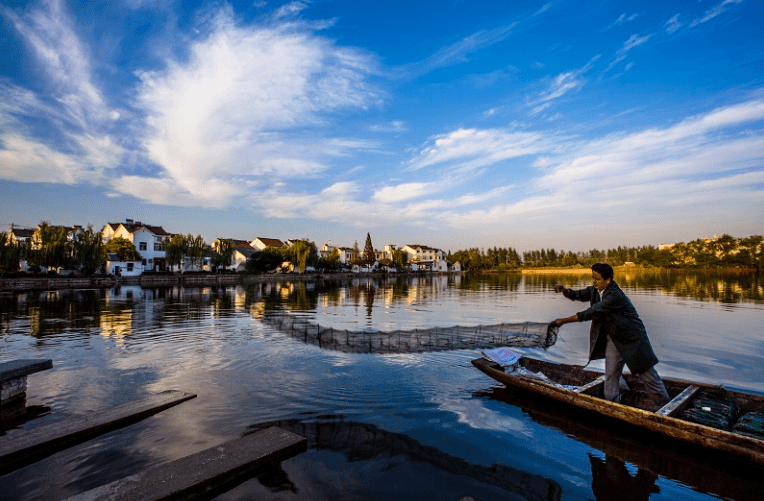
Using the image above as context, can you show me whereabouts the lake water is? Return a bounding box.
[1,270,763,500]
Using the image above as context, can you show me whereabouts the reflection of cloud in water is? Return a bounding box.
[434,395,534,437]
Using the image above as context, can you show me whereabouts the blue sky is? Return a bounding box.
[1,0,762,253]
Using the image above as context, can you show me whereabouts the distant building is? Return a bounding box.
[102,219,169,271]
[251,237,286,251]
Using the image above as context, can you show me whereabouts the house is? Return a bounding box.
[251,237,286,251]
[6,225,34,246]
[401,245,447,265]
[213,238,258,272]
[102,219,169,271]
[105,253,144,277]
[319,243,357,265]
[374,244,397,262]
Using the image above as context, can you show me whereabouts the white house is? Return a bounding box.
[401,245,447,266]
[102,219,169,272]
[105,253,144,277]
[213,238,258,272]
[319,243,357,265]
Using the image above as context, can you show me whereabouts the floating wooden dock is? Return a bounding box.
[64,426,308,501]
[0,389,196,472]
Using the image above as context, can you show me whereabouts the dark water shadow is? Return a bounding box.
[246,417,562,501]
[476,385,764,501]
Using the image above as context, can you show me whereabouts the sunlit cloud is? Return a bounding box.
[134,8,381,206]
[408,128,552,173]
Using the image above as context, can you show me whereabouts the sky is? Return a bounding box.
[0,0,762,253]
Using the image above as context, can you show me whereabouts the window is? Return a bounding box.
[142,259,147,266]
[154,243,164,251]
[127,262,134,272]
[139,242,147,250]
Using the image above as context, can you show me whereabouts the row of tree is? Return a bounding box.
[450,234,763,271]
[0,223,238,275]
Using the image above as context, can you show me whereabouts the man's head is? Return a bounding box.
[591,263,613,291]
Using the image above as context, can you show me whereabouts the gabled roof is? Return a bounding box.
[254,237,285,248]
[228,239,255,249]
[9,227,34,238]
[404,244,442,252]
[128,224,168,236]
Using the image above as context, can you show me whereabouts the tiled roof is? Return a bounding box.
[9,228,34,238]
[255,237,285,248]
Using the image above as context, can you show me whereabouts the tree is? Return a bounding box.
[285,240,317,273]
[363,233,375,266]
[246,246,284,273]
[104,237,142,262]
[211,239,234,272]
[186,234,207,271]
[28,222,71,271]
[317,248,341,271]
[392,248,408,270]
[0,232,22,273]
[72,226,105,275]
[164,234,187,272]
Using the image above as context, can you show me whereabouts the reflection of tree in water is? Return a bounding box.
[457,273,522,293]
[0,289,104,337]
[247,419,561,501]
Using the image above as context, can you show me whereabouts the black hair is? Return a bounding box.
[591,262,614,280]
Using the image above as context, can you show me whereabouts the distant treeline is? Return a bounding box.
[450,234,763,271]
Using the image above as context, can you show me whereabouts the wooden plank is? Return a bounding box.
[65,426,308,501]
[656,385,701,417]
[574,375,605,395]
[0,359,52,382]
[0,390,196,472]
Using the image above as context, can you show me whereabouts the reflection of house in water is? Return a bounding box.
[247,419,561,501]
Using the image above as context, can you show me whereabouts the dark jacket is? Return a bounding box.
[563,281,659,374]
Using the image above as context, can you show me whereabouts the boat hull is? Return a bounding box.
[472,356,764,463]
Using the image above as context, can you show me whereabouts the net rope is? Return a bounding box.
[260,315,558,354]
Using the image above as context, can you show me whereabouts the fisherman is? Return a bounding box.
[553,263,670,409]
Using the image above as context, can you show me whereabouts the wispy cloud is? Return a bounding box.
[601,12,640,32]
[664,14,682,34]
[408,128,553,173]
[400,23,517,78]
[690,0,744,27]
[530,56,600,113]
[606,33,651,71]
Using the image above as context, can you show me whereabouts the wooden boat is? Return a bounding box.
[472,356,764,463]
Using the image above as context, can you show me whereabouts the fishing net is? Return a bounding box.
[678,388,740,431]
[261,315,558,354]
[733,412,764,440]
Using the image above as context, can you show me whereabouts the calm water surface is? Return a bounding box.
[1,271,763,500]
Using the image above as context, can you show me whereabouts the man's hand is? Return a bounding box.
[554,284,566,293]
[554,314,579,327]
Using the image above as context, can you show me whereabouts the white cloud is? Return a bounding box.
[373,182,440,203]
[606,33,651,71]
[665,14,682,34]
[409,128,551,173]
[136,10,380,207]
[0,133,84,184]
[529,56,600,113]
[690,0,744,27]
[399,23,517,78]
[4,0,108,127]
